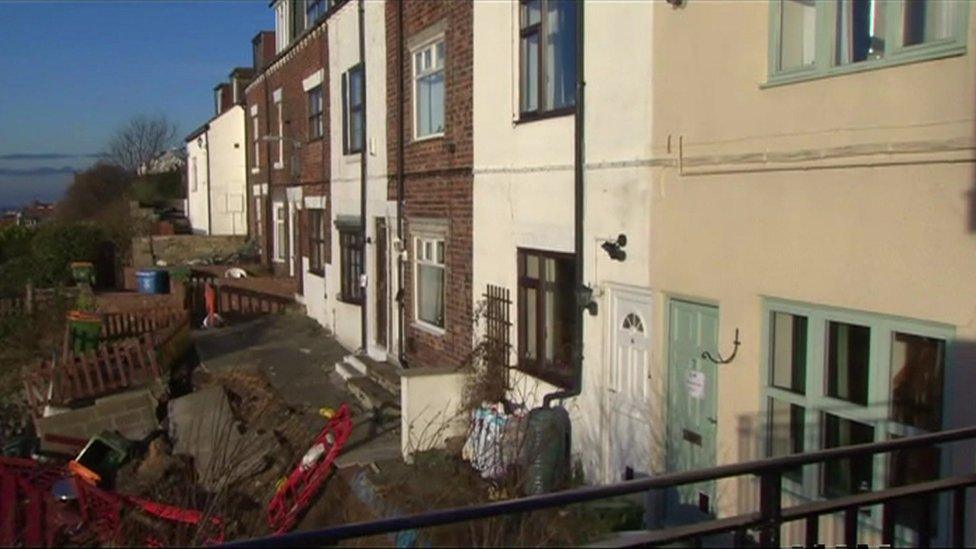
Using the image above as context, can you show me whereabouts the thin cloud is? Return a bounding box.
[0,166,76,177]
[0,153,104,161]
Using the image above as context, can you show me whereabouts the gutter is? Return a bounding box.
[543,0,586,409]
[358,0,368,352]
[395,0,407,367]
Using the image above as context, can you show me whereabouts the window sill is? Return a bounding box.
[513,364,572,390]
[412,319,445,337]
[307,136,324,143]
[307,269,325,278]
[412,132,444,144]
[762,43,966,89]
[250,168,260,174]
[336,295,363,306]
[273,162,284,170]
[514,106,575,125]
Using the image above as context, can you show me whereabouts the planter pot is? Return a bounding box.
[70,262,95,286]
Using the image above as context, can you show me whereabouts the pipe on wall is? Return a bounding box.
[544,0,586,408]
[358,0,368,352]
[396,0,407,367]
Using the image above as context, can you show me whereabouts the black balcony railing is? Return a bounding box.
[224,425,976,547]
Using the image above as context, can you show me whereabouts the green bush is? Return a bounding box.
[132,171,184,205]
[0,225,35,264]
[29,222,106,287]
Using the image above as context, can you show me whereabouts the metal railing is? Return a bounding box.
[225,425,976,547]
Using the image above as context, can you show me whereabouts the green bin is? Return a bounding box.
[70,261,96,286]
[67,311,102,353]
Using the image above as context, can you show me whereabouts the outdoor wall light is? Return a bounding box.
[600,233,627,262]
[578,285,598,316]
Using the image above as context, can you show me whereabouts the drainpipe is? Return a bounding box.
[396,0,407,367]
[264,77,274,269]
[204,131,214,235]
[358,0,368,352]
[544,0,585,409]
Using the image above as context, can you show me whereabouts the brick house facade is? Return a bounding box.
[386,0,474,369]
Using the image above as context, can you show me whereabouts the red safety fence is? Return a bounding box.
[267,404,353,534]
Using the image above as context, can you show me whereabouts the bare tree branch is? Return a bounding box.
[105,114,178,173]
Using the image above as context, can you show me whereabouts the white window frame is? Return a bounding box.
[190,157,198,192]
[411,36,445,141]
[273,202,287,262]
[251,110,260,173]
[274,99,284,170]
[413,235,446,333]
[761,298,954,542]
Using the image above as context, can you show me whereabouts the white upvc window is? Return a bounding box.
[274,99,284,170]
[274,1,290,53]
[190,157,198,192]
[412,37,445,140]
[413,236,445,331]
[251,111,260,171]
[274,203,287,262]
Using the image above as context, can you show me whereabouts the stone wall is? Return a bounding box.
[131,235,248,268]
[36,388,160,453]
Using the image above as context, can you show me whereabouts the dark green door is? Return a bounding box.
[667,299,719,517]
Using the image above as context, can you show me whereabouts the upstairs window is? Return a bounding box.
[413,38,445,139]
[251,110,260,170]
[519,0,578,118]
[769,0,969,84]
[342,64,365,154]
[307,86,324,140]
[305,0,328,28]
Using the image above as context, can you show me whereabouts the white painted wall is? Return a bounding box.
[322,0,393,354]
[185,135,209,235]
[472,0,656,485]
[184,106,249,236]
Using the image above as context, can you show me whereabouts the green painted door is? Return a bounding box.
[667,299,719,517]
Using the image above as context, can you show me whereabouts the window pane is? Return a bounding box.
[525,254,539,279]
[779,0,816,70]
[770,312,808,394]
[550,257,575,371]
[768,399,805,483]
[827,321,871,405]
[822,413,874,496]
[350,110,363,150]
[436,241,444,264]
[417,263,444,327]
[904,0,956,46]
[414,51,423,75]
[836,0,886,65]
[350,69,363,107]
[435,41,445,68]
[889,435,940,543]
[416,71,445,137]
[522,0,541,27]
[544,0,577,110]
[890,332,944,431]
[525,287,537,360]
[520,33,539,113]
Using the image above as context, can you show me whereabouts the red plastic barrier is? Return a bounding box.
[267,404,353,534]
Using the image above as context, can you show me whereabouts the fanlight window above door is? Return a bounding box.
[622,312,645,333]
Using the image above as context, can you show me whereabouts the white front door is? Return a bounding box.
[606,287,653,481]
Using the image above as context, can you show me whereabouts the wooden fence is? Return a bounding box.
[184,270,293,325]
[23,335,161,415]
[0,286,80,319]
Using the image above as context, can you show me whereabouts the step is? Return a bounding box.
[344,354,369,377]
[358,355,402,396]
[335,360,364,382]
[347,375,399,412]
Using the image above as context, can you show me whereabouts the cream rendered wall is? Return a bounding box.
[648,1,976,536]
[207,105,248,236]
[325,0,390,354]
[185,136,209,235]
[472,0,655,485]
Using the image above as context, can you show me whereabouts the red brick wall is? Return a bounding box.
[246,24,333,273]
[387,1,474,369]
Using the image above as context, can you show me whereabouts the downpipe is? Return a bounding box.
[358,0,368,352]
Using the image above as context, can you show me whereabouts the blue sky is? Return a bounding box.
[0,0,270,206]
